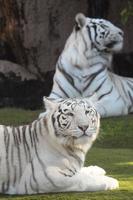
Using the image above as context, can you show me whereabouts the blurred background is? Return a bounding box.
[0,0,133,109]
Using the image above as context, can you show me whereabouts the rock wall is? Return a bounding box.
[0,0,88,108]
[0,0,88,78]
[18,0,88,74]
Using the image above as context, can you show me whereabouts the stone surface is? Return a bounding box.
[113,52,133,77]
[0,60,36,81]
[0,70,54,109]
[16,0,88,75]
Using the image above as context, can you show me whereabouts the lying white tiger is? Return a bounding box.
[0,98,118,194]
[49,13,133,117]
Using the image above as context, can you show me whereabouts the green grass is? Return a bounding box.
[96,115,133,148]
[0,108,41,126]
[0,108,132,200]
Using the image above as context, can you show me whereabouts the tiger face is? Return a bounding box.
[44,98,100,145]
[75,13,124,52]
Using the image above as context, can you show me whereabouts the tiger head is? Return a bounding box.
[74,13,124,52]
[43,97,100,152]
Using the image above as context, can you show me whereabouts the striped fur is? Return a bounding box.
[0,98,119,194]
[49,13,133,117]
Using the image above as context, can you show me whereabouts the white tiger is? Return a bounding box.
[0,98,118,194]
[49,13,133,117]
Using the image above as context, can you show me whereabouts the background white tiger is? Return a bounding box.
[0,98,118,194]
[49,13,133,117]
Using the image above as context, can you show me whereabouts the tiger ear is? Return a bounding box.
[75,13,86,29]
[43,97,57,112]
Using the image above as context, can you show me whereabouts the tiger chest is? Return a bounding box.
[74,78,85,91]
[73,76,92,96]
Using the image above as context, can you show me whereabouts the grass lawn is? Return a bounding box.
[0,108,132,200]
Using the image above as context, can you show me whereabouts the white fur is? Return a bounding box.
[0,98,118,194]
[48,13,133,117]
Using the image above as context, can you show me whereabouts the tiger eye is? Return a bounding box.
[85,110,90,115]
[67,113,74,116]
[62,116,66,120]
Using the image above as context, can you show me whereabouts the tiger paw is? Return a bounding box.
[81,166,106,176]
[103,176,119,190]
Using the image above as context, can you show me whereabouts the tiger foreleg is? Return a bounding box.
[45,166,118,192]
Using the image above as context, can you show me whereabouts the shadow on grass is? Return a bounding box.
[1,190,133,200]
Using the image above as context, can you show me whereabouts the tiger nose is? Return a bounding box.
[78,125,88,131]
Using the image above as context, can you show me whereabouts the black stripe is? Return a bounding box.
[58,64,81,95]
[51,114,55,127]
[38,121,43,136]
[127,81,133,90]
[98,86,113,100]
[33,137,58,188]
[13,165,17,187]
[59,171,73,177]
[94,78,106,93]
[51,91,63,98]
[4,126,10,192]
[23,126,31,162]
[86,67,105,82]
[83,68,105,92]
[12,127,18,146]
[22,126,29,162]
[33,121,39,143]
[116,94,121,102]
[55,79,69,98]
[66,147,84,167]
[120,81,128,98]
[57,114,62,129]
[16,127,21,144]
[83,75,96,92]
[87,25,100,51]
[29,125,34,147]
[92,24,99,45]
[67,168,76,175]
[10,143,17,187]
[14,127,20,146]
[43,118,49,133]
[51,114,60,137]
[17,137,22,178]
[25,181,28,194]
[30,161,39,193]
[105,30,110,38]
[58,64,74,86]
[128,105,132,113]
[89,61,108,68]
[128,91,133,103]
[86,25,93,49]
[30,176,38,193]
[11,144,14,166]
